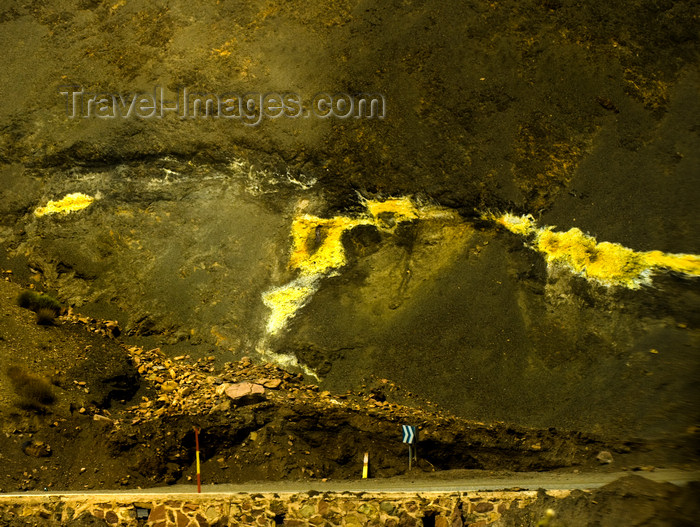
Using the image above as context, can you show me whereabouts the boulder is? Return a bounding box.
[224,383,266,405]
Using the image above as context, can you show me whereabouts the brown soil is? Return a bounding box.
[495,475,700,527]
[0,1,698,523]
[1,276,691,494]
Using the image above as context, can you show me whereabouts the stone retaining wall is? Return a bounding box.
[0,489,572,526]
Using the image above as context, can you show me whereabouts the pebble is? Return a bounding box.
[596,451,614,464]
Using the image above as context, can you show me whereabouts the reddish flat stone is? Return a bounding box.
[149,505,166,523]
[225,382,265,401]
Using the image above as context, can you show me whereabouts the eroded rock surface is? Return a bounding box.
[1,0,698,449]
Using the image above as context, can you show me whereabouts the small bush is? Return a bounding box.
[16,290,61,316]
[6,365,56,408]
[36,308,56,326]
[34,294,61,315]
[16,290,36,309]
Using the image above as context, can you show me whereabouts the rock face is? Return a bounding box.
[0,0,698,444]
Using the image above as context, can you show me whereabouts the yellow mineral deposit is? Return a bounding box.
[488,212,700,288]
[262,277,317,336]
[364,196,418,222]
[34,193,95,217]
[262,197,461,337]
[491,212,537,236]
[289,215,370,276]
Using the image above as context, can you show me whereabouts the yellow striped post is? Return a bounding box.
[194,427,202,493]
[362,452,369,479]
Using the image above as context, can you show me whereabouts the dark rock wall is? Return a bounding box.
[1,0,698,442]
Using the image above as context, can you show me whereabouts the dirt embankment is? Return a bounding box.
[495,475,700,527]
[0,277,682,494]
[0,0,698,454]
[0,4,698,522]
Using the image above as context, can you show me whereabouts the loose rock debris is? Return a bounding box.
[0,302,649,491]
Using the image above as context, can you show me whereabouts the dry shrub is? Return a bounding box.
[16,290,62,316]
[36,308,56,326]
[6,365,56,409]
[16,290,35,309]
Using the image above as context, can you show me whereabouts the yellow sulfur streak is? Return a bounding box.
[289,198,452,279]
[364,196,418,221]
[264,197,456,337]
[34,193,94,217]
[489,213,700,288]
[644,251,700,276]
[262,278,317,336]
[493,213,537,236]
[289,216,371,276]
[536,229,651,287]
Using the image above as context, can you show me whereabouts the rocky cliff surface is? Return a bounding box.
[1,0,698,449]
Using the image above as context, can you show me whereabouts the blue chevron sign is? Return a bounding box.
[402,425,416,444]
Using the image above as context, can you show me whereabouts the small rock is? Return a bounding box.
[105,321,120,337]
[262,379,282,389]
[210,400,231,413]
[597,450,614,464]
[215,383,231,396]
[160,380,178,392]
[22,441,51,458]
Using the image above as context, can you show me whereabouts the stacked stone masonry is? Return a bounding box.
[0,489,572,526]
